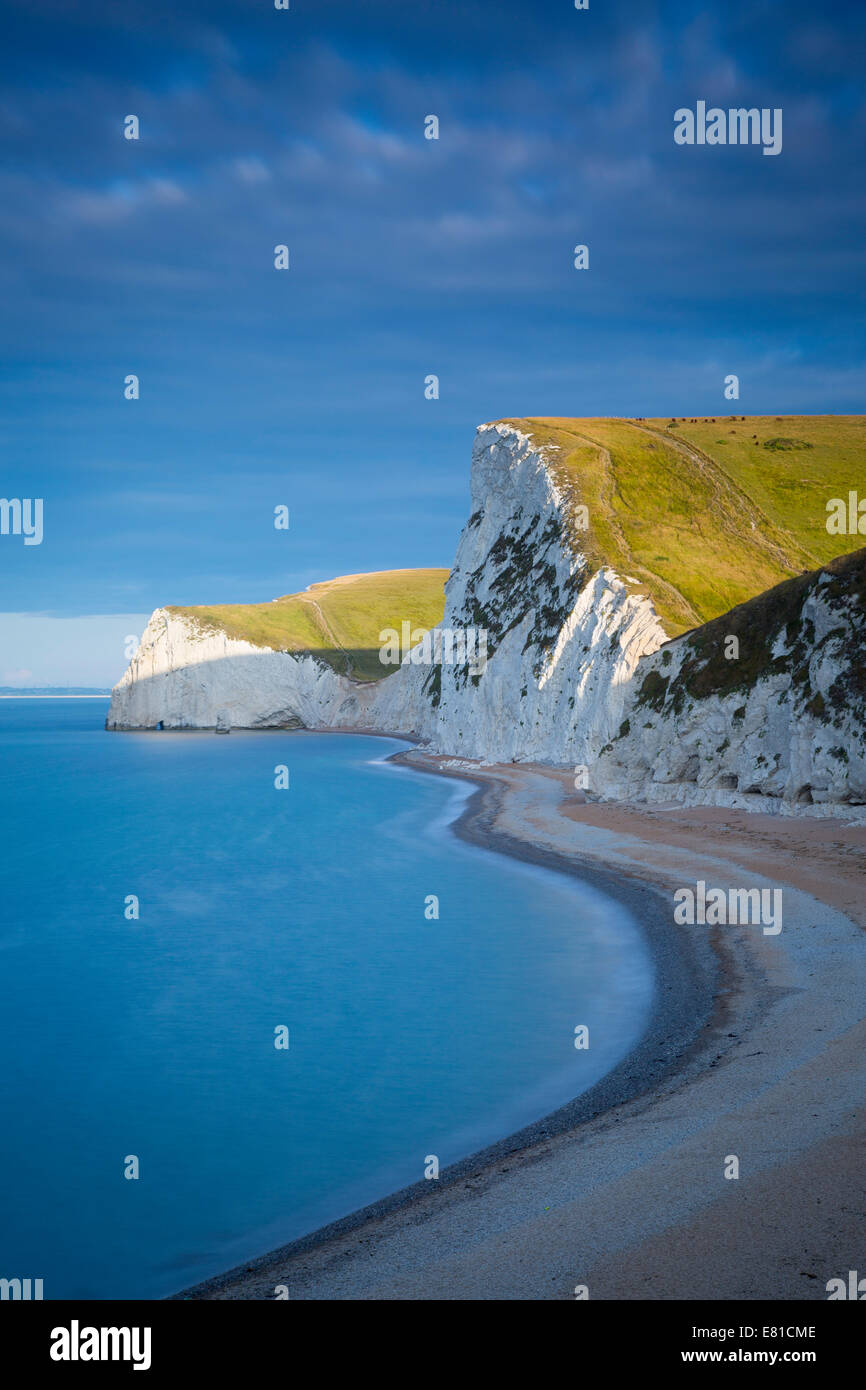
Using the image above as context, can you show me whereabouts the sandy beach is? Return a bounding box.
[177,753,866,1300]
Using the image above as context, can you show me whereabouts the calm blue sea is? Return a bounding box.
[0,700,653,1298]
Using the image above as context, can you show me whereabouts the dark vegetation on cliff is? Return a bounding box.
[634,547,866,732]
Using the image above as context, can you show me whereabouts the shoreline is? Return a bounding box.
[176,742,866,1300]
[174,743,794,1302]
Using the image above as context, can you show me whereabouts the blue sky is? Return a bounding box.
[1,0,864,683]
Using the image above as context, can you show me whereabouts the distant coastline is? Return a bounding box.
[0,689,110,698]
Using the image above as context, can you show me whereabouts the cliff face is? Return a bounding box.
[107,421,866,818]
[105,609,380,731]
[107,423,669,764]
[593,550,866,815]
[370,423,668,763]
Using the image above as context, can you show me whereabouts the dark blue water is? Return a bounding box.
[0,700,653,1298]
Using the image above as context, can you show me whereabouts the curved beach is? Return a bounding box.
[175,752,866,1300]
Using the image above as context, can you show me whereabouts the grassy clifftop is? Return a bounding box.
[504,415,865,635]
[165,415,863,681]
[167,568,449,682]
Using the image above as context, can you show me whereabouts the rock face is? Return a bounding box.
[107,422,866,817]
[107,423,668,762]
[106,610,381,732]
[370,423,669,763]
[593,550,866,816]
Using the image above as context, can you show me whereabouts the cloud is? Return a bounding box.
[231,155,271,184]
[0,0,863,628]
[60,176,188,225]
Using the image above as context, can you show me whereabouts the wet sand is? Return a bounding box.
[176,753,866,1300]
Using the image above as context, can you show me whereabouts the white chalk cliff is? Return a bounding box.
[107,609,382,733]
[108,422,866,817]
[593,554,866,816]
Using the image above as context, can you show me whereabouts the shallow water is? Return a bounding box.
[0,700,653,1297]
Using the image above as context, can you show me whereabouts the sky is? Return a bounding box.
[0,0,864,684]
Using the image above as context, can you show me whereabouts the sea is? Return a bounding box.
[0,699,654,1297]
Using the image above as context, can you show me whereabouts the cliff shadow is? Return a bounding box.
[104,648,401,731]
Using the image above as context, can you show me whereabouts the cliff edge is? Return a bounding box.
[107,417,866,816]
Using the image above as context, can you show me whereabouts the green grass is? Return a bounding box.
[168,568,449,682]
[165,414,865,675]
[502,415,866,635]
[646,414,866,567]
